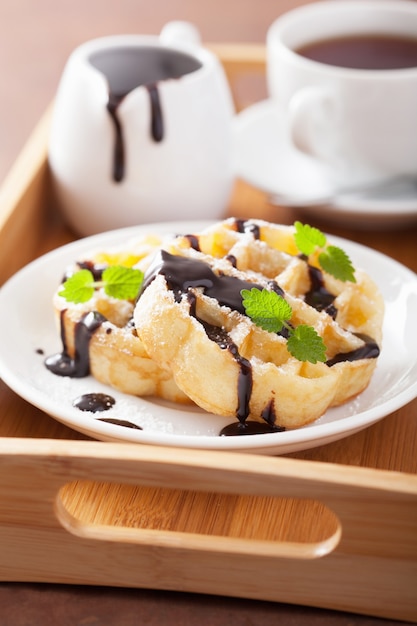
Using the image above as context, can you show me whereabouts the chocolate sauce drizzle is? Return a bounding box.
[45,313,143,431]
[233,218,261,239]
[106,94,125,182]
[304,265,337,316]
[61,261,106,284]
[184,233,201,251]
[202,321,252,423]
[220,420,284,436]
[220,397,285,436]
[88,46,201,182]
[147,84,164,142]
[76,261,106,281]
[143,249,265,313]
[45,310,106,377]
[106,84,164,182]
[225,254,237,267]
[326,333,380,367]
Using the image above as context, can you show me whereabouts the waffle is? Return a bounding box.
[133,218,384,429]
[48,234,191,404]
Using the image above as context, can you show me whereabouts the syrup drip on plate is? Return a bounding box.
[73,392,115,412]
[97,417,143,429]
[220,421,285,436]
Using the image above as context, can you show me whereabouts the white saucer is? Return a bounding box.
[232,99,417,229]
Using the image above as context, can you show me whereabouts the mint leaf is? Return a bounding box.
[241,287,328,364]
[294,221,327,255]
[58,265,144,303]
[293,221,356,283]
[58,269,95,303]
[102,266,144,300]
[319,246,356,283]
[287,324,327,363]
[241,288,292,333]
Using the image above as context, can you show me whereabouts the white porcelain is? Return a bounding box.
[48,23,235,236]
[0,221,416,456]
[266,1,417,188]
[233,99,417,229]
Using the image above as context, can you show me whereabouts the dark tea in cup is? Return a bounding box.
[296,34,417,70]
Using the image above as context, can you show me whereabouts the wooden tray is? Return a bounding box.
[0,45,416,623]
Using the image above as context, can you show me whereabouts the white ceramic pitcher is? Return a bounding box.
[48,22,235,236]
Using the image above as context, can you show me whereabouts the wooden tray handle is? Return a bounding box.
[0,438,416,620]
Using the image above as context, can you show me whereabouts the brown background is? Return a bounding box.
[0,1,413,624]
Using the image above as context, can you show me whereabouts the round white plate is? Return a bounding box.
[0,221,416,455]
[233,99,417,229]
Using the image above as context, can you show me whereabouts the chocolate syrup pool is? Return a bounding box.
[88,46,202,182]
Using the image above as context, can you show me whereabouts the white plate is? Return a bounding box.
[0,221,416,455]
[233,99,417,229]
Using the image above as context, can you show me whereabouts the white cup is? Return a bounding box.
[266,1,417,188]
[48,22,235,236]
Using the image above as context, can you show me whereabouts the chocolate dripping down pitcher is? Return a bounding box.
[48,21,235,236]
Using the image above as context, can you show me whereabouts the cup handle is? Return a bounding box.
[288,87,337,159]
[159,21,202,49]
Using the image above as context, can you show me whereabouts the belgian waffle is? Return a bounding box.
[133,218,384,429]
[48,233,191,404]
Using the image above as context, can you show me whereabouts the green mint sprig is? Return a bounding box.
[241,287,327,364]
[58,266,144,304]
[294,221,356,283]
